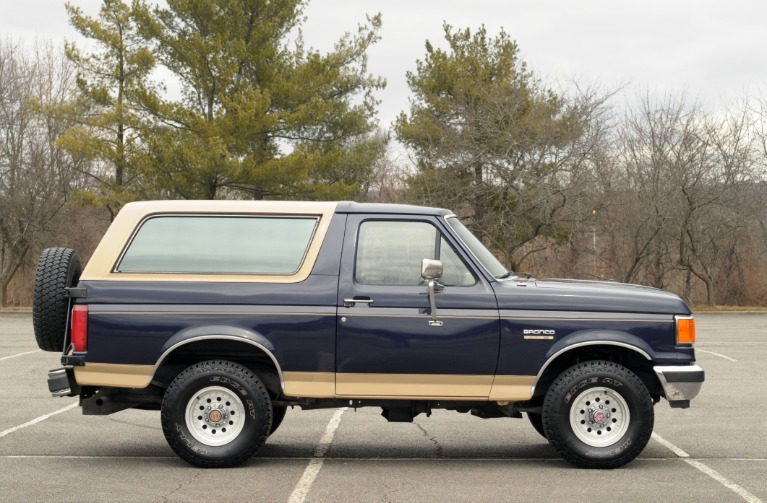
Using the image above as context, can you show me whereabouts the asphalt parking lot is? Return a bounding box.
[1,312,765,502]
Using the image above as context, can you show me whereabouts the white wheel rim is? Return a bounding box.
[569,387,630,448]
[184,386,245,446]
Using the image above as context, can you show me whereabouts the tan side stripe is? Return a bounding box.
[74,363,153,388]
[336,373,493,398]
[73,365,537,403]
[283,371,335,398]
[91,311,335,317]
[489,375,536,401]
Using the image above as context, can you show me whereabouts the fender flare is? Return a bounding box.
[531,329,654,396]
[150,325,285,390]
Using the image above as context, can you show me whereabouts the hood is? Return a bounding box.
[493,277,691,315]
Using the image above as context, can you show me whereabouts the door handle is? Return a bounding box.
[343,297,374,307]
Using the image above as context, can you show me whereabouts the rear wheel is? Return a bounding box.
[32,247,81,352]
[542,360,654,469]
[161,360,272,468]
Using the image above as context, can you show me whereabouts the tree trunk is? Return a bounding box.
[703,277,715,306]
[0,277,9,307]
[0,244,28,307]
[205,178,218,200]
[473,164,484,240]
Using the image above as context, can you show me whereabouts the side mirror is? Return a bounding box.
[421,259,443,280]
[422,259,444,326]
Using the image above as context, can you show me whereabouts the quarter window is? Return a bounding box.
[355,221,475,286]
[117,215,318,275]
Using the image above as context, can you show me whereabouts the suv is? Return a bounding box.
[34,201,704,468]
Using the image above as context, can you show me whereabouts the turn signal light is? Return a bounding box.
[71,305,88,352]
[676,317,695,344]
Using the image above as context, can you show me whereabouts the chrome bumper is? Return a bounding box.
[653,364,704,408]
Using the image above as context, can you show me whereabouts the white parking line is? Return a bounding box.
[652,432,691,457]
[0,350,41,361]
[652,433,762,503]
[287,408,347,503]
[696,349,737,362]
[0,403,78,439]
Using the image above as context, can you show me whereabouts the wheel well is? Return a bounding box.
[152,339,283,397]
[531,345,661,402]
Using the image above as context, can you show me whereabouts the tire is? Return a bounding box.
[161,360,272,468]
[270,405,287,436]
[527,412,546,439]
[542,360,654,469]
[32,247,81,352]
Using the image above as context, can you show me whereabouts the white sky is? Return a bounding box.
[3,0,766,129]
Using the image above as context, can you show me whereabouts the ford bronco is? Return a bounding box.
[33,201,704,468]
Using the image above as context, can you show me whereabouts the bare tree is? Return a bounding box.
[603,93,702,288]
[359,144,411,203]
[676,103,758,305]
[599,93,760,304]
[0,42,82,306]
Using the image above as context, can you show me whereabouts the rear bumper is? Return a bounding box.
[48,367,79,397]
[653,364,704,408]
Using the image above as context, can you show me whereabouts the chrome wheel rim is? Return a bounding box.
[569,387,630,447]
[185,386,245,446]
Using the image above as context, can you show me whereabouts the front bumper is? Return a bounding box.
[653,364,704,409]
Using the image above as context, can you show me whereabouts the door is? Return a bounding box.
[336,214,500,398]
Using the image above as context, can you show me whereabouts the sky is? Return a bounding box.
[2,0,766,130]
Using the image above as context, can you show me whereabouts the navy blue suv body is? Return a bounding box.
[34,200,704,468]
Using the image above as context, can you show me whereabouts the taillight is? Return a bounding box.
[676,316,695,344]
[71,305,88,352]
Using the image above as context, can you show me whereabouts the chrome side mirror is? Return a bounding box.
[421,259,444,327]
[421,259,443,280]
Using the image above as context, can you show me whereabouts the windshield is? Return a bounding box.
[446,217,510,279]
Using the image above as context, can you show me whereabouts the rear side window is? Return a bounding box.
[117,215,319,275]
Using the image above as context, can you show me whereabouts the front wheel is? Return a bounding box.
[542,361,654,469]
[161,360,272,468]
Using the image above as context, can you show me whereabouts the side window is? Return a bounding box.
[117,215,318,275]
[355,221,475,286]
[440,237,476,286]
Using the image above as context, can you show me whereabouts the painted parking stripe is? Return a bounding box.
[696,349,738,362]
[287,408,347,503]
[0,350,41,362]
[0,403,78,439]
[652,433,762,503]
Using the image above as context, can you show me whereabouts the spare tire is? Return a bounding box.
[32,247,82,352]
